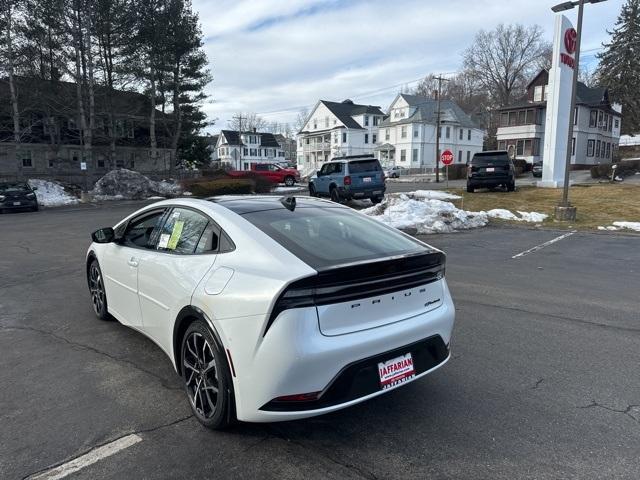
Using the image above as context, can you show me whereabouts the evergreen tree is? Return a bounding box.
[596,0,640,134]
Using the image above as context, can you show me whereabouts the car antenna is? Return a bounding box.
[280,196,296,212]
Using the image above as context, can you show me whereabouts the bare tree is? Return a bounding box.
[463,24,552,107]
[228,112,267,132]
[294,107,309,133]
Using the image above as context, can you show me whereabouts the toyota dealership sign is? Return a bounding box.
[560,27,577,69]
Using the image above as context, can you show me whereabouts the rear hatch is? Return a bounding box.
[470,153,511,178]
[347,159,384,188]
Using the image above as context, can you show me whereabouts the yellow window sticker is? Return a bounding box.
[166,220,184,250]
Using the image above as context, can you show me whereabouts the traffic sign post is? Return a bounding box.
[440,150,454,188]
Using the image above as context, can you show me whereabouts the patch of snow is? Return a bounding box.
[484,208,548,223]
[146,196,166,200]
[612,221,640,232]
[486,209,519,221]
[182,191,193,196]
[91,169,182,200]
[517,211,549,223]
[411,190,461,200]
[28,179,79,207]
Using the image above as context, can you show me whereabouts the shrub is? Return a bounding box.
[590,160,640,179]
[187,178,254,197]
[513,159,529,175]
[440,163,468,180]
[239,171,275,193]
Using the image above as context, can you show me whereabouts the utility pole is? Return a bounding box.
[434,75,449,183]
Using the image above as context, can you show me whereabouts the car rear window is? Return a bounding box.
[471,153,510,166]
[0,183,30,193]
[241,206,429,269]
[348,160,382,174]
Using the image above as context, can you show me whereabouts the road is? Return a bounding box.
[1,203,639,479]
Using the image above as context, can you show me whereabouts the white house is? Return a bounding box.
[216,130,287,170]
[297,99,385,172]
[496,69,622,165]
[376,94,485,168]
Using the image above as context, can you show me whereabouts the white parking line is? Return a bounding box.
[512,231,577,259]
[27,434,142,480]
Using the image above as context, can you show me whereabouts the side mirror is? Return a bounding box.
[92,227,115,243]
[32,187,38,191]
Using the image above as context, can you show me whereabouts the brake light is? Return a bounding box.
[344,175,352,186]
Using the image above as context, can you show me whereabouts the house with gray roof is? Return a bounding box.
[215,130,286,170]
[496,69,622,165]
[376,93,485,168]
[296,99,385,172]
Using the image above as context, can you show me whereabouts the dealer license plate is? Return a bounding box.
[13,201,21,206]
[378,353,415,390]
[362,177,372,183]
[485,167,495,172]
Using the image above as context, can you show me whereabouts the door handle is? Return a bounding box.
[127,257,139,267]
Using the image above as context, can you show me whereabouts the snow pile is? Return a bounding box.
[362,192,488,234]
[273,186,304,193]
[361,191,549,234]
[598,222,640,232]
[91,169,181,200]
[28,179,79,207]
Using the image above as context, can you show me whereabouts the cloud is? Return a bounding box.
[194,0,624,132]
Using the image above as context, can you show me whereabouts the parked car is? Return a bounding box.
[228,163,300,186]
[466,151,516,192]
[384,166,402,178]
[309,155,386,203]
[0,181,39,212]
[532,161,543,178]
[86,197,454,429]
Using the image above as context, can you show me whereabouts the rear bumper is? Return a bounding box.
[339,186,386,199]
[468,176,513,186]
[0,200,38,210]
[219,279,455,422]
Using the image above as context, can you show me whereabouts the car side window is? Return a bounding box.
[157,208,209,255]
[121,210,167,249]
[195,222,220,254]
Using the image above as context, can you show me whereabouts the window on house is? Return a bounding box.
[364,115,369,126]
[524,139,533,156]
[608,116,613,132]
[615,119,619,129]
[598,111,604,129]
[466,151,471,163]
[372,134,377,143]
[587,139,595,156]
[533,85,543,102]
[500,113,509,127]
[401,126,407,138]
[459,128,463,140]
[70,150,80,162]
[116,157,124,168]
[446,126,450,139]
[244,148,248,155]
[498,141,506,150]
[97,154,105,168]
[508,112,517,126]
[126,120,134,138]
[572,137,576,156]
[589,110,597,128]
[385,129,390,141]
[607,142,611,158]
[250,148,256,156]
[48,157,56,168]
[364,133,369,144]
[313,119,317,129]
[468,129,471,141]
[373,116,379,126]
[305,138,309,144]
[412,149,418,163]
[325,117,329,128]
[400,149,406,162]
[414,128,419,138]
[516,140,524,156]
[458,150,462,162]
[596,140,601,157]
[342,132,347,143]
[22,151,33,167]
[517,111,526,125]
[574,107,578,125]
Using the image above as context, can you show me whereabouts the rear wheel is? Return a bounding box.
[182,320,235,429]
[466,185,474,193]
[330,187,341,203]
[284,176,295,187]
[371,195,383,204]
[88,259,112,321]
[507,182,515,192]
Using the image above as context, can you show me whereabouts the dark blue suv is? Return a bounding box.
[309,155,385,204]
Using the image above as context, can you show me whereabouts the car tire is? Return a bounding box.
[32,204,39,212]
[181,320,235,430]
[87,259,113,321]
[466,185,474,193]
[507,182,515,192]
[284,176,295,187]
[371,195,383,204]
[309,183,317,197]
[330,187,341,203]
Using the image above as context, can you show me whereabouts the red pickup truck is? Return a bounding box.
[228,163,301,186]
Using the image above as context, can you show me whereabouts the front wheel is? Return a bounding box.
[182,320,235,429]
[309,183,317,197]
[88,259,112,321]
[284,176,295,187]
[466,185,474,193]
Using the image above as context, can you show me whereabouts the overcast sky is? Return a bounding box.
[192,0,624,134]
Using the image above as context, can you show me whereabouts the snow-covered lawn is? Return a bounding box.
[28,179,79,207]
[361,191,548,234]
[598,221,640,232]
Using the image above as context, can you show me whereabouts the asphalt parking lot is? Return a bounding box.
[1,202,639,480]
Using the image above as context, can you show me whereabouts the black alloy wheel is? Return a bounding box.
[181,320,234,429]
[88,260,111,321]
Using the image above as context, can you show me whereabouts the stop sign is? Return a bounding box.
[441,149,454,165]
